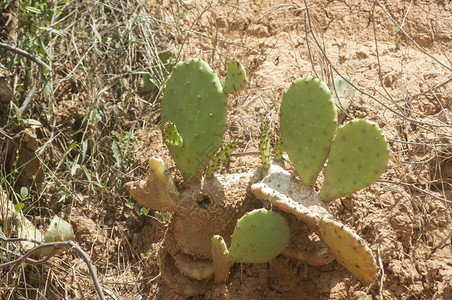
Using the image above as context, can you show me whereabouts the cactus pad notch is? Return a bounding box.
[320,119,389,202]
[161,58,228,183]
[280,76,337,186]
[228,208,290,263]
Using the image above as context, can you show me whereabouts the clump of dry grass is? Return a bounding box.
[0,0,179,298]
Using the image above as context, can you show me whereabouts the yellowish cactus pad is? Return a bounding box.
[318,218,378,285]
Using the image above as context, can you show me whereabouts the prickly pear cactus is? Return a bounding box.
[319,119,389,202]
[280,76,337,186]
[228,208,290,263]
[161,58,228,183]
[318,218,378,285]
[223,58,247,94]
[274,137,285,160]
[163,121,183,148]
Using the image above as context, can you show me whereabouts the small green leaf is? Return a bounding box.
[14,202,25,212]
[125,202,135,209]
[112,140,122,168]
[26,6,41,14]
[20,187,29,198]
[18,118,43,128]
[140,207,149,216]
[81,165,91,182]
[81,139,88,163]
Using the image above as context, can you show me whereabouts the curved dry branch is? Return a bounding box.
[0,236,106,300]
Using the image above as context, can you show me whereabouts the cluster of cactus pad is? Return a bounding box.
[279,76,389,201]
[249,75,389,285]
[128,56,390,293]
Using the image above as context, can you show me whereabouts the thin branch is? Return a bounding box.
[0,42,51,71]
[0,237,106,300]
[377,179,451,203]
[375,0,452,72]
[302,0,452,129]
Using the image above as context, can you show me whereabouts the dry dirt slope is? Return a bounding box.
[141,0,451,299]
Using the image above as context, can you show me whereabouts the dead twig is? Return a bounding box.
[0,236,106,300]
[0,42,51,71]
[0,42,51,115]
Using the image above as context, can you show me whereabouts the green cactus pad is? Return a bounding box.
[318,218,378,286]
[163,121,183,147]
[43,216,75,243]
[228,208,290,263]
[274,137,285,160]
[211,235,232,283]
[204,141,238,179]
[259,121,271,168]
[161,58,228,183]
[319,119,389,202]
[331,75,355,115]
[223,58,247,94]
[280,76,337,186]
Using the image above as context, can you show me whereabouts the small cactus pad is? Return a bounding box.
[223,58,247,94]
[228,208,290,263]
[204,141,238,179]
[163,121,183,147]
[125,157,179,211]
[173,252,214,280]
[43,216,75,243]
[280,76,337,186]
[318,218,378,285]
[211,235,232,283]
[274,137,285,160]
[331,75,355,115]
[319,119,389,202]
[161,58,228,183]
[259,121,271,168]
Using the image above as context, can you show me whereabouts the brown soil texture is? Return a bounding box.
[1,0,451,299]
[144,1,452,299]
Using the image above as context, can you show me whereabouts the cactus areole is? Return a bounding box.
[161,58,228,183]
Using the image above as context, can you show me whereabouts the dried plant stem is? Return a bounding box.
[0,42,51,71]
[0,236,106,300]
